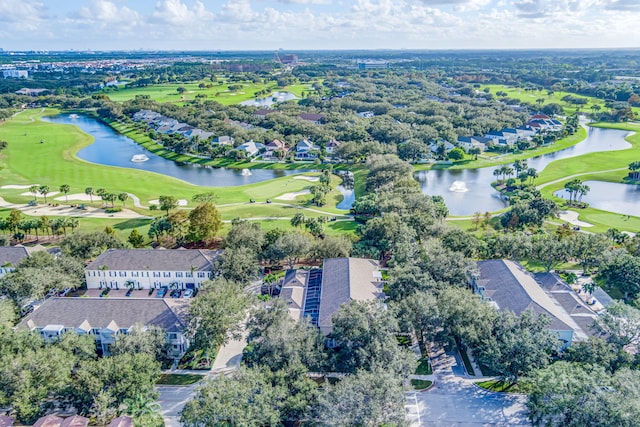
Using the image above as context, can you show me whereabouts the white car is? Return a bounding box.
[183,289,194,298]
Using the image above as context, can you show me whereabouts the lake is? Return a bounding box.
[555,181,640,217]
[43,114,308,187]
[240,92,298,107]
[416,126,633,215]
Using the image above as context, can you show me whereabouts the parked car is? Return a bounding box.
[183,289,194,298]
[125,288,134,297]
[45,288,58,299]
[20,304,34,317]
[170,289,182,298]
[157,287,169,298]
[59,287,72,297]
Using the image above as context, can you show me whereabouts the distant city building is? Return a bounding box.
[3,69,28,78]
[357,60,389,70]
[14,88,48,96]
[280,54,299,65]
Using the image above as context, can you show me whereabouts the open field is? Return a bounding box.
[0,109,355,235]
[102,79,319,105]
[481,84,640,117]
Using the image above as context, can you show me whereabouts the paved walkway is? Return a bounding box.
[406,343,529,427]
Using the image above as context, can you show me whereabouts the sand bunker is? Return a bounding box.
[559,210,593,227]
[148,199,189,207]
[1,184,40,189]
[275,190,311,201]
[293,176,319,182]
[54,193,102,202]
[0,196,147,219]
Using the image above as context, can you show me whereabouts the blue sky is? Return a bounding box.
[1,0,639,51]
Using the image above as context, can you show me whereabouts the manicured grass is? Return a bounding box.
[476,379,527,394]
[102,79,320,105]
[533,122,640,231]
[0,109,356,234]
[481,84,640,116]
[411,379,433,390]
[415,358,433,375]
[157,373,204,385]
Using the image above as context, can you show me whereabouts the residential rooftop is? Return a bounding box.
[19,297,185,333]
[85,248,218,272]
[0,245,30,267]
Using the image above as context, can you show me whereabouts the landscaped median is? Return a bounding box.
[475,379,528,394]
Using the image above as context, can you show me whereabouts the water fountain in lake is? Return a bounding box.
[241,168,252,176]
[131,154,150,162]
[449,181,469,193]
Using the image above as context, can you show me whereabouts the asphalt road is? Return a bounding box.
[405,344,529,427]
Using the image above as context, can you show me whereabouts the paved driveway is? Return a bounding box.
[406,344,529,427]
[157,385,197,427]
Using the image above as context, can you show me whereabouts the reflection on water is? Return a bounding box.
[417,126,633,215]
[43,114,310,187]
[555,181,640,217]
[240,92,298,107]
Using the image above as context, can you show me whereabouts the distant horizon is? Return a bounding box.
[3,47,640,54]
[1,0,639,52]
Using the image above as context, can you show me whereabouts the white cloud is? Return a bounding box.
[0,0,47,31]
[152,0,213,26]
[75,0,140,25]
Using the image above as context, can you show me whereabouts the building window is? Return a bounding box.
[176,272,183,278]
[197,272,206,278]
[164,272,171,278]
[186,272,193,278]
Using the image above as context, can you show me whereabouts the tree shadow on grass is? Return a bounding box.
[112,218,153,231]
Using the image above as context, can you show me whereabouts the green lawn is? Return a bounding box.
[411,379,433,390]
[415,358,433,375]
[475,379,527,394]
[156,373,204,385]
[102,79,320,105]
[481,84,640,116]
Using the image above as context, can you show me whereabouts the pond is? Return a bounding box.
[416,126,633,215]
[42,114,309,187]
[240,92,298,107]
[554,181,640,217]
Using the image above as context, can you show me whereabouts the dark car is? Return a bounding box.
[125,288,134,297]
[266,199,272,204]
[170,289,182,298]
[20,304,35,317]
[157,287,169,298]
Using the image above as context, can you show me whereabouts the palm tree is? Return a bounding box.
[59,184,70,202]
[38,185,50,204]
[527,168,538,185]
[492,168,501,183]
[85,187,94,204]
[29,185,39,201]
[117,192,129,207]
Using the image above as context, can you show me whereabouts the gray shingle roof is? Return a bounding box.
[476,260,573,332]
[86,249,218,272]
[0,246,29,267]
[19,298,184,332]
[318,258,382,334]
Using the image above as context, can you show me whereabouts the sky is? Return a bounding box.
[0,0,639,51]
